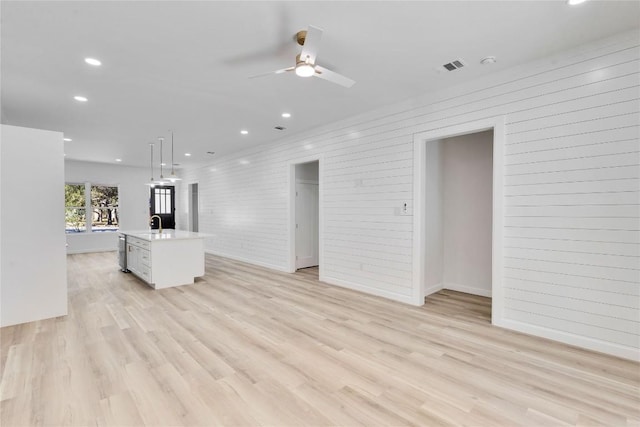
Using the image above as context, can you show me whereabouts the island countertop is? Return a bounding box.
[120,230,211,241]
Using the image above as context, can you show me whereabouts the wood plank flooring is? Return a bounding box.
[1,252,639,426]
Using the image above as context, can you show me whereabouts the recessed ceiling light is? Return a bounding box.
[63,138,72,142]
[84,57,102,66]
[240,130,249,135]
[567,0,587,4]
[281,113,291,118]
[240,160,250,165]
[185,153,191,157]
[74,96,88,102]
[115,158,122,162]
[160,162,166,166]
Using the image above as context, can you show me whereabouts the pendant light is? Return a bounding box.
[155,137,169,185]
[145,143,156,187]
[168,130,182,182]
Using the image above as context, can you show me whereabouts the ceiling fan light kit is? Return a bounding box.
[295,58,315,77]
[251,25,355,88]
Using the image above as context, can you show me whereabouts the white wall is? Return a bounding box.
[1,125,67,327]
[176,30,640,359]
[441,132,493,297]
[65,160,151,253]
[296,161,319,183]
[424,141,443,294]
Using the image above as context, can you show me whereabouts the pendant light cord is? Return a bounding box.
[159,137,164,179]
[150,143,154,180]
[171,130,176,175]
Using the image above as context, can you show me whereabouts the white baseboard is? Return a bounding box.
[67,248,117,254]
[495,317,639,362]
[444,282,492,298]
[424,283,443,297]
[205,250,290,273]
[322,276,417,306]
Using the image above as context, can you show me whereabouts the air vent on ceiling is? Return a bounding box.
[441,58,466,72]
[206,151,215,155]
[274,126,286,131]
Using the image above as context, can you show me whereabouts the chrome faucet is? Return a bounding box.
[150,215,163,233]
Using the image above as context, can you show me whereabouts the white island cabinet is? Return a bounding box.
[121,230,207,289]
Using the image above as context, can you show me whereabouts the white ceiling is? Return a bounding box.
[2,1,639,168]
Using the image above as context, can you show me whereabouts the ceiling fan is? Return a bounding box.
[250,25,355,88]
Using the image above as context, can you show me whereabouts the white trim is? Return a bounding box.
[287,156,324,276]
[187,181,200,232]
[66,248,117,255]
[496,318,640,362]
[205,250,290,273]
[412,116,506,318]
[443,282,492,298]
[322,276,417,306]
[85,181,92,232]
[424,283,443,297]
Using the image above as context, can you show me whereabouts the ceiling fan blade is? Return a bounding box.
[300,25,323,64]
[314,65,355,88]
[248,67,294,79]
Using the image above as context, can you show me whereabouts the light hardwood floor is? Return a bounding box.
[1,252,639,426]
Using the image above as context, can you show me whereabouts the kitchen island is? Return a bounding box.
[120,230,207,289]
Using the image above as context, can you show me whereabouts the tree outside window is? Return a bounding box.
[65,184,86,232]
[65,183,119,233]
[91,185,119,231]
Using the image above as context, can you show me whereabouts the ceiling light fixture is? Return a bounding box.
[567,0,587,5]
[115,158,122,162]
[240,160,250,165]
[184,152,191,157]
[240,130,249,135]
[295,62,315,77]
[63,138,72,142]
[168,130,182,183]
[480,56,497,65]
[281,113,291,118]
[84,57,102,66]
[74,96,88,102]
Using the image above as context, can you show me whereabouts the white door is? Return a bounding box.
[295,182,319,269]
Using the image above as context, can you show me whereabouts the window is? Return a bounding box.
[154,187,172,214]
[65,183,119,233]
[65,183,87,233]
[91,185,119,232]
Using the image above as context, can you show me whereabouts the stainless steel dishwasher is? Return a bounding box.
[118,234,129,272]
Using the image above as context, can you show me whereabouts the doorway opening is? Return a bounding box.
[294,161,319,270]
[424,130,494,302]
[413,117,505,324]
[189,183,199,232]
[289,157,323,276]
[150,185,176,229]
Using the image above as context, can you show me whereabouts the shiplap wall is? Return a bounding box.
[177,30,639,358]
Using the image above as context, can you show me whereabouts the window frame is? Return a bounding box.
[65,182,120,233]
